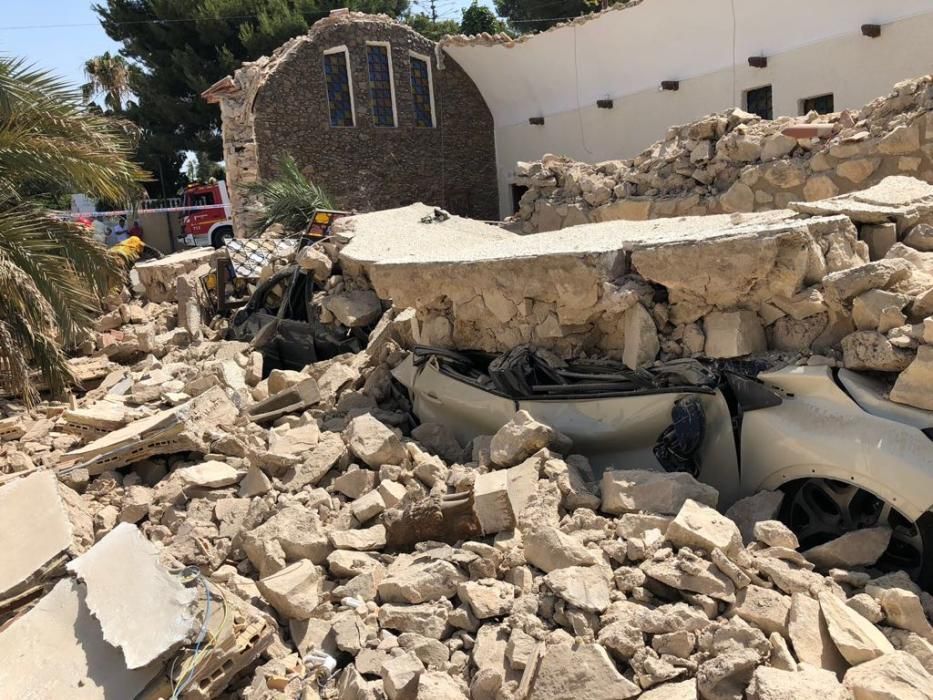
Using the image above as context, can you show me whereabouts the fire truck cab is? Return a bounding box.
[180,180,234,248]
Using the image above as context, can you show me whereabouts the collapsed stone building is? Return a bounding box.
[2,194,933,697]
[203,10,498,236]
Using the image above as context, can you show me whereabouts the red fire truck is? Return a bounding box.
[180,180,235,248]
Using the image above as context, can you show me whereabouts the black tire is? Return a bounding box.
[211,226,234,249]
[779,477,933,590]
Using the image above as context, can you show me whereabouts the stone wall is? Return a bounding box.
[514,76,933,233]
[338,179,933,411]
[209,12,498,237]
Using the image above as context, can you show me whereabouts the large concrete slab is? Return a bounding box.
[67,523,197,669]
[0,579,162,698]
[791,176,933,227]
[0,471,73,599]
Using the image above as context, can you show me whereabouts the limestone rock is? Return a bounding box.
[176,460,241,488]
[345,414,407,468]
[329,525,386,551]
[876,586,933,637]
[666,498,742,555]
[601,469,718,515]
[379,558,466,604]
[325,290,382,327]
[733,585,791,636]
[819,592,895,665]
[296,245,333,281]
[457,579,514,619]
[890,345,933,410]
[752,520,799,549]
[804,527,892,569]
[378,603,449,639]
[696,648,760,700]
[622,303,660,369]
[642,550,736,601]
[787,593,848,675]
[528,643,641,699]
[904,223,933,252]
[843,650,933,700]
[639,679,698,699]
[415,671,467,700]
[841,332,914,372]
[490,410,566,467]
[822,259,912,302]
[852,290,911,330]
[704,310,766,358]
[523,525,597,572]
[381,651,425,700]
[257,560,323,620]
[543,566,611,613]
[748,665,847,700]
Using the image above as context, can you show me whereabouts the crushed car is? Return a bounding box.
[393,345,933,585]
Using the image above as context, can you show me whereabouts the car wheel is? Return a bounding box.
[211,226,234,249]
[779,477,933,588]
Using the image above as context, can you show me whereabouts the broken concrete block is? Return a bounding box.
[333,467,376,499]
[240,505,331,576]
[804,527,892,569]
[0,471,75,599]
[852,289,911,330]
[472,458,538,535]
[378,602,449,639]
[381,650,425,700]
[239,466,272,497]
[134,247,214,303]
[818,591,895,665]
[325,290,383,327]
[601,469,718,515]
[0,580,163,698]
[330,524,387,551]
[876,586,933,637]
[522,525,597,572]
[642,550,736,601]
[257,559,323,620]
[345,414,407,467]
[843,650,933,700]
[822,258,912,302]
[752,520,798,549]
[841,332,914,371]
[296,244,333,281]
[861,223,898,261]
[351,489,387,522]
[733,585,791,637]
[703,310,766,358]
[622,302,660,369]
[379,557,466,604]
[665,498,742,555]
[378,479,407,508]
[457,579,515,619]
[543,566,611,613]
[66,523,197,668]
[890,345,933,409]
[415,670,468,699]
[247,377,321,424]
[529,642,641,699]
[176,460,242,488]
[748,665,847,700]
[696,648,760,700]
[489,410,567,468]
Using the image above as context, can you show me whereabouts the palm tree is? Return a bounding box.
[0,57,147,402]
[81,52,136,112]
[243,155,333,235]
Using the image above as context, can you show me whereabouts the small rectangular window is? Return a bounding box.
[745,85,773,120]
[367,43,396,127]
[801,93,834,115]
[323,47,355,127]
[410,54,435,128]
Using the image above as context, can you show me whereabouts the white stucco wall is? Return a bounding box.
[442,0,933,217]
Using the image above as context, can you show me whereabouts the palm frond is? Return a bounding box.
[243,155,333,235]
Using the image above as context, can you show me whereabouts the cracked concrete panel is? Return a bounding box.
[0,471,73,599]
[0,579,162,699]
[67,523,197,669]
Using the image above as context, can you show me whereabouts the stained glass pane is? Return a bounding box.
[367,45,395,127]
[324,51,354,127]
[410,56,433,128]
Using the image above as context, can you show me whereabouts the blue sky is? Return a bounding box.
[0,1,482,89]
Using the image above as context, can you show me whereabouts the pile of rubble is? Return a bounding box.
[513,75,933,232]
[1,238,933,698]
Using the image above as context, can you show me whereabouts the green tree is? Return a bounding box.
[95,0,410,197]
[0,58,147,401]
[493,0,627,32]
[81,51,139,112]
[243,155,332,234]
[459,1,507,35]
[404,12,460,40]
